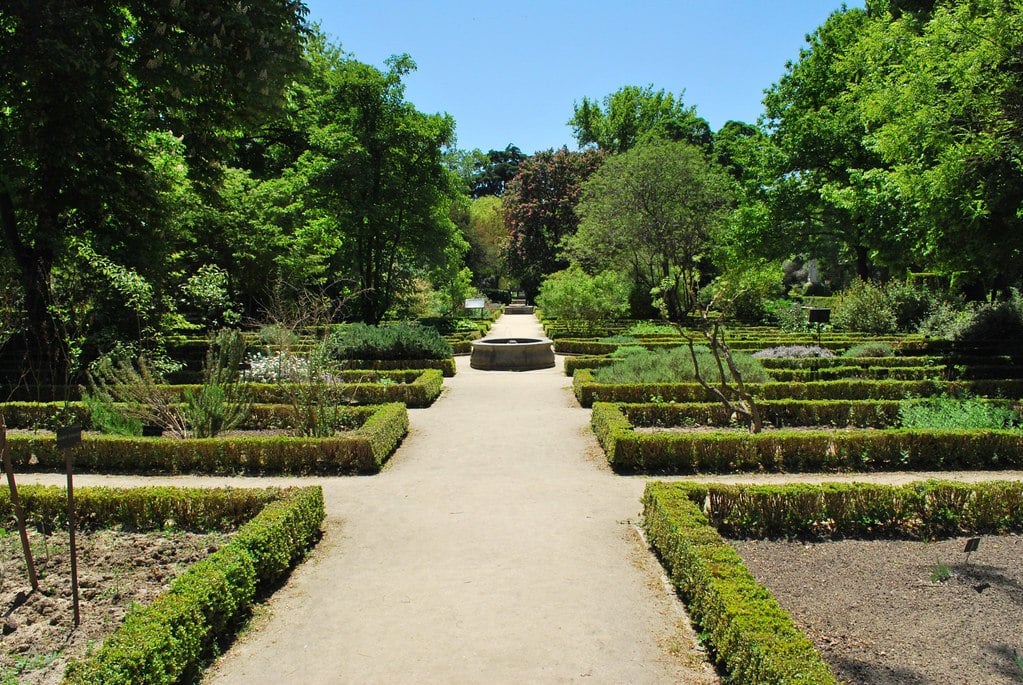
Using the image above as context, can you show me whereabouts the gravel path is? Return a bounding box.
[197,314,716,684]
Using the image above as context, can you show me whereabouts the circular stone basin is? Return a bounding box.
[470,337,555,371]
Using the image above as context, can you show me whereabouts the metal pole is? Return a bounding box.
[0,414,39,591]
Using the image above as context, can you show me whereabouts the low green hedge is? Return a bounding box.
[0,485,280,531]
[63,486,324,684]
[681,480,1023,540]
[767,365,947,382]
[562,355,613,376]
[341,357,456,377]
[573,368,1023,407]
[619,399,908,429]
[4,403,408,475]
[592,402,1023,474]
[1,403,380,432]
[642,482,837,684]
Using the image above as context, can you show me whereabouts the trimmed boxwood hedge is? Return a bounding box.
[678,480,1023,540]
[619,399,908,429]
[0,485,280,531]
[3,403,408,475]
[573,368,1023,407]
[61,485,324,684]
[642,482,837,684]
[592,402,1023,474]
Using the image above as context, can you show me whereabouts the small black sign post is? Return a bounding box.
[807,308,831,347]
[963,537,981,565]
[56,425,82,626]
[1,414,39,591]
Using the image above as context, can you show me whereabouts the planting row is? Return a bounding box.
[572,368,1023,407]
[4,403,408,475]
[592,401,1023,474]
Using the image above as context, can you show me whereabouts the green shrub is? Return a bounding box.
[954,294,1023,343]
[535,267,631,334]
[831,279,897,334]
[899,394,1020,430]
[328,323,452,361]
[593,346,771,385]
[841,342,894,358]
[4,403,408,475]
[592,401,1023,474]
[624,321,679,336]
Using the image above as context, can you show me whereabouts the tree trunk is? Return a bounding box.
[0,189,67,386]
[855,244,871,281]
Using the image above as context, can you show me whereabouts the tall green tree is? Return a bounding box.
[760,7,908,282]
[565,141,735,320]
[0,0,307,382]
[569,85,712,153]
[259,35,462,323]
[861,0,1023,295]
[502,147,605,300]
[463,195,507,288]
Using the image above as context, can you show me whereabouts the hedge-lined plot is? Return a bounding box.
[642,482,837,684]
[573,368,1023,407]
[1,369,445,406]
[0,484,329,685]
[592,401,1023,474]
[642,480,1023,684]
[3,403,408,475]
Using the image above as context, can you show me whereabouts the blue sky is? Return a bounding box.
[302,1,863,154]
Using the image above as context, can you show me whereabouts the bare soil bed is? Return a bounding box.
[0,528,228,684]
[731,535,1023,684]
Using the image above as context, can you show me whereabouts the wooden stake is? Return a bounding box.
[1,413,40,591]
[56,425,82,627]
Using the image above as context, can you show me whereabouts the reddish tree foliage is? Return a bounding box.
[502,147,605,301]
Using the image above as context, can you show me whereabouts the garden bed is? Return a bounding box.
[732,536,1023,684]
[3,403,408,475]
[1,529,228,684]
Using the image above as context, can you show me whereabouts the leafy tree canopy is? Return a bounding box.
[566,141,735,320]
[502,147,605,300]
[569,85,712,153]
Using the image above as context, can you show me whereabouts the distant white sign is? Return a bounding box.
[464,298,486,309]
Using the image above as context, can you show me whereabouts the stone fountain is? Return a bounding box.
[470,337,555,371]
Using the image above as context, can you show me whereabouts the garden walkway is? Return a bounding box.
[202,312,717,684]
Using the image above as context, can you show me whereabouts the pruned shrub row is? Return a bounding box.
[339,357,456,377]
[768,364,1023,382]
[562,355,613,376]
[573,369,1023,407]
[4,403,408,475]
[619,399,910,429]
[767,365,947,382]
[592,402,1023,474]
[642,482,837,684]
[0,402,379,432]
[63,486,324,684]
[671,480,1023,540]
[0,485,280,531]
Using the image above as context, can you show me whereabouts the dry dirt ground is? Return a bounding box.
[0,528,227,684]
[733,535,1023,684]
